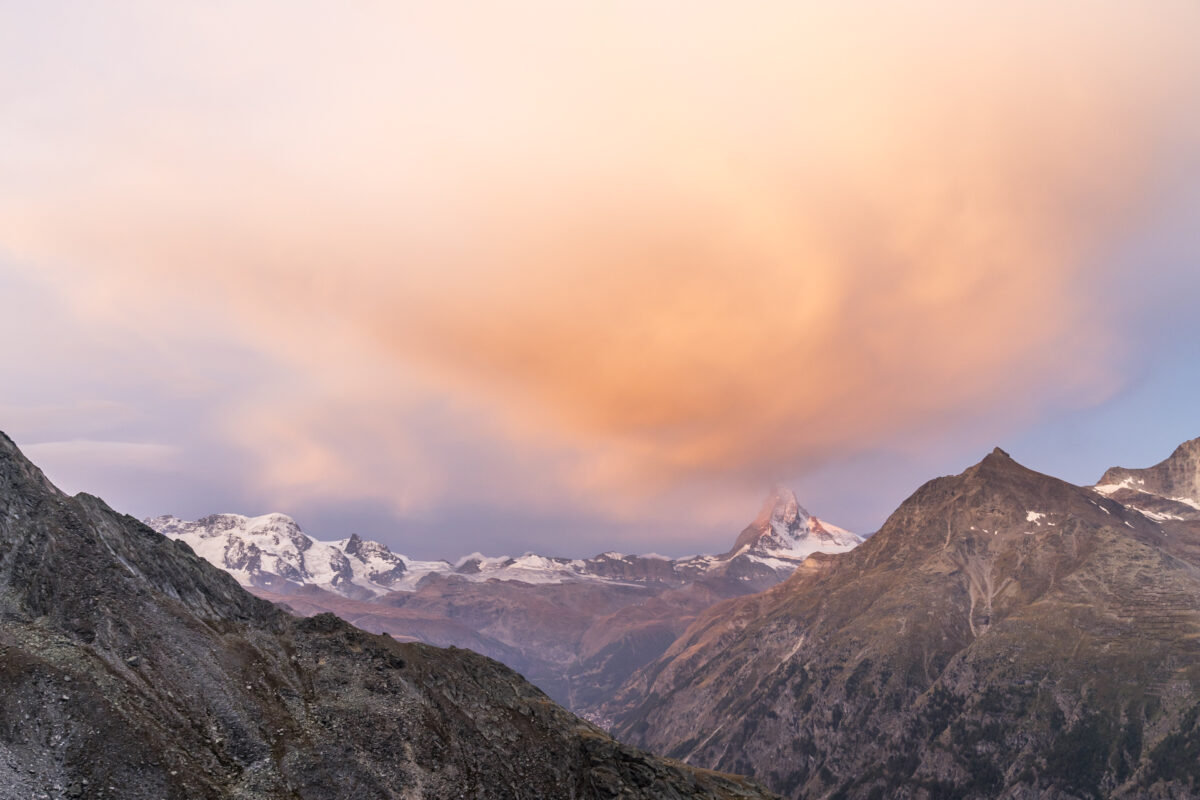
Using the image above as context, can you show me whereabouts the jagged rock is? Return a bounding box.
[1099,437,1200,506]
[1095,437,1200,524]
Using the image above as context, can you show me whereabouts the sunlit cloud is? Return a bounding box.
[2,1,1198,541]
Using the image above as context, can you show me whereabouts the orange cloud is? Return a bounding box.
[2,1,1198,523]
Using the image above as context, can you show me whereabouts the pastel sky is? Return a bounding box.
[3,2,1199,558]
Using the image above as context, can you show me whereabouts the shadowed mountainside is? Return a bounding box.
[0,432,777,800]
[605,446,1200,799]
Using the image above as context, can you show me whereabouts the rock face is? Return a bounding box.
[0,432,777,800]
[145,494,859,718]
[606,446,1200,799]
[1095,437,1200,523]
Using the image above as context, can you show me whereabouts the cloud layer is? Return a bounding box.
[2,1,1199,550]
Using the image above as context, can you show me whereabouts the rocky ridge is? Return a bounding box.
[1094,436,1200,523]
[0,431,778,800]
[605,444,1200,799]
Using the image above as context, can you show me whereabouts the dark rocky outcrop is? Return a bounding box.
[0,432,776,800]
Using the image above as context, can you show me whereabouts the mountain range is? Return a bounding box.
[0,431,777,799]
[146,489,859,600]
[144,489,861,713]
[13,423,1200,799]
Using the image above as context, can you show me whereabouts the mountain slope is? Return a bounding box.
[0,432,777,800]
[607,447,1200,799]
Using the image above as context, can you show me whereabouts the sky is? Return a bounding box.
[2,1,1199,559]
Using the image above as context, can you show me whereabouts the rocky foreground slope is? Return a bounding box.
[145,489,859,715]
[606,442,1200,799]
[0,432,776,800]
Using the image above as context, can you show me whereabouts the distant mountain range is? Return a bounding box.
[602,438,1200,799]
[144,489,860,713]
[146,489,860,599]
[0,430,777,799]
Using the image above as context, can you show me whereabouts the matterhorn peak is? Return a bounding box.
[726,486,859,562]
[752,485,809,530]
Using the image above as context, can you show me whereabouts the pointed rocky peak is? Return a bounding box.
[0,431,278,627]
[861,445,1167,572]
[951,447,1083,504]
[751,485,809,530]
[1168,436,1200,459]
[967,446,1028,478]
[1097,436,1200,508]
[725,486,859,560]
[0,432,65,506]
[338,533,404,572]
[944,446,1064,499]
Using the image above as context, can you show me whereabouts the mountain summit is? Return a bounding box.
[607,443,1200,799]
[148,486,859,603]
[0,432,778,799]
[1095,436,1200,522]
[726,486,862,562]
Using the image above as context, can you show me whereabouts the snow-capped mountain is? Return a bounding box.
[147,514,700,598]
[725,486,863,564]
[146,489,860,601]
[146,492,859,715]
[148,513,413,600]
[1092,436,1200,522]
